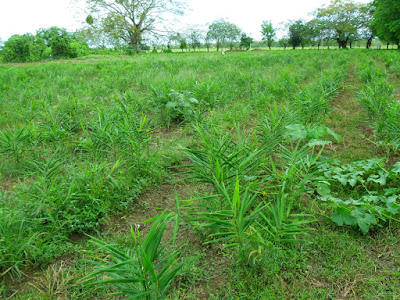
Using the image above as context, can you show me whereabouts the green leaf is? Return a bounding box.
[317,182,331,196]
[325,127,342,142]
[283,124,307,142]
[332,206,357,226]
[166,101,178,109]
[307,139,332,147]
[243,175,257,181]
[307,126,325,140]
[391,162,400,174]
[352,209,377,234]
[332,174,348,186]
[348,177,358,187]
[367,174,387,186]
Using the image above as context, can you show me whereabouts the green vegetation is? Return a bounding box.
[1,49,400,299]
[372,0,400,46]
[1,27,89,63]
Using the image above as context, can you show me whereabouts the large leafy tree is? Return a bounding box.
[313,0,366,49]
[207,19,241,51]
[207,19,228,52]
[260,20,275,50]
[83,0,185,52]
[288,20,307,49]
[372,0,400,47]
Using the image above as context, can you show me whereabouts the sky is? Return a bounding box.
[0,0,372,42]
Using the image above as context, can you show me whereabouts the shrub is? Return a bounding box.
[68,41,90,58]
[2,34,46,63]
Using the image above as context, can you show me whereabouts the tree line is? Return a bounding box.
[0,0,399,62]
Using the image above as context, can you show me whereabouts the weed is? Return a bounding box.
[84,215,183,299]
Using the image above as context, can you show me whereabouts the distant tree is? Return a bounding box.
[372,0,400,48]
[261,20,275,50]
[288,20,307,49]
[179,38,187,52]
[186,27,203,51]
[83,0,186,53]
[299,22,315,49]
[207,20,227,51]
[226,23,241,50]
[278,37,289,49]
[307,19,335,49]
[207,19,238,51]
[305,20,321,47]
[168,32,182,48]
[240,33,253,50]
[359,3,376,49]
[313,0,367,49]
[204,33,211,52]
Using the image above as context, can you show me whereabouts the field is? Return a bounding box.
[1,49,400,299]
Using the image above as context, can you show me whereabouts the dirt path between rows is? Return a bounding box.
[325,61,376,161]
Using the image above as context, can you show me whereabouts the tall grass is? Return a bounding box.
[357,58,400,143]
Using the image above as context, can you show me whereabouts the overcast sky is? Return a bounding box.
[0,0,372,42]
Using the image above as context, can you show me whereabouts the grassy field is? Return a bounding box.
[1,49,400,299]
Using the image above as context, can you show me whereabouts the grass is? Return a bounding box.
[1,49,400,299]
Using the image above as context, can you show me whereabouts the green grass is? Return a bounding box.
[1,49,400,299]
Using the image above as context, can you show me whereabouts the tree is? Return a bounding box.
[359,3,376,49]
[204,32,211,52]
[313,0,367,49]
[207,19,227,52]
[307,18,335,49]
[179,38,187,52]
[261,20,275,50]
[372,0,400,48]
[83,0,185,53]
[226,23,241,50]
[186,27,203,51]
[207,19,240,51]
[78,19,116,48]
[288,20,307,49]
[240,33,253,50]
[168,32,182,47]
[278,37,289,50]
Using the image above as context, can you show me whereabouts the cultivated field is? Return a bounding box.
[1,49,400,299]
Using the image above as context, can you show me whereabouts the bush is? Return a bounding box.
[2,34,46,63]
[51,36,71,58]
[68,41,90,58]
